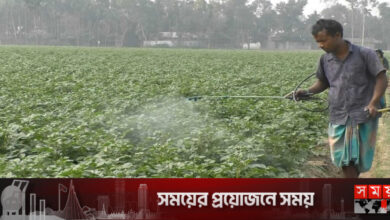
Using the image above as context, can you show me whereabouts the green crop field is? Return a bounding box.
[0,46,329,177]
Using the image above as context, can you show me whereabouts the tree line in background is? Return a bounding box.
[1,0,390,49]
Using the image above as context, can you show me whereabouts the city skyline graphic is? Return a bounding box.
[0,180,159,220]
[0,179,373,220]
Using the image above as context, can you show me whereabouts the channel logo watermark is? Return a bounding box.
[354,185,390,214]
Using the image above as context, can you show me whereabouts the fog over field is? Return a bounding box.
[0,0,390,50]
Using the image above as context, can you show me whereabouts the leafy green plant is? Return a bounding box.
[0,46,328,177]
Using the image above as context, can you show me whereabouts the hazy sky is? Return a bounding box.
[270,0,390,17]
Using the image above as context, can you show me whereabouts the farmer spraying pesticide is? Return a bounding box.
[295,19,388,178]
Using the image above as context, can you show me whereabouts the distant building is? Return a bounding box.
[346,38,383,50]
[97,196,110,217]
[322,184,332,219]
[262,35,383,50]
[138,184,148,211]
[1,180,29,220]
[115,180,126,212]
[143,32,205,48]
[242,42,261,49]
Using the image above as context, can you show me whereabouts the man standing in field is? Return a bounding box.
[297,19,388,178]
[376,49,389,70]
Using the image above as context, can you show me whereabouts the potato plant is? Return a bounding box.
[0,46,328,177]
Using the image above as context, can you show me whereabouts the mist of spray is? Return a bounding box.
[112,97,230,147]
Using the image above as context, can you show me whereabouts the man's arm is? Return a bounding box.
[307,79,329,94]
[366,71,388,117]
[285,79,328,99]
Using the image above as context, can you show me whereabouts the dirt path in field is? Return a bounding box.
[360,112,390,178]
[306,91,390,178]
[360,89,390,178]
[305,138,343,178]
[307,113,390,178]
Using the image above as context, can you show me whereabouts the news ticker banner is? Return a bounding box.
[2,179,390,220]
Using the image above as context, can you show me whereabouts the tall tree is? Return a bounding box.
[358,0,378,46]
[251,0,277,49]
[345,0,360,43]
[223,0,255,48]
[378,2,390,48]
[0,0,386,49]
[304,11,321,48]
[274,0,307,47]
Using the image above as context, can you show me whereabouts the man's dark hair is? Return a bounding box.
[312,19,343,38]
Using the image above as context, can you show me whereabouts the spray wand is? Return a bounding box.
[186,72,390,113]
